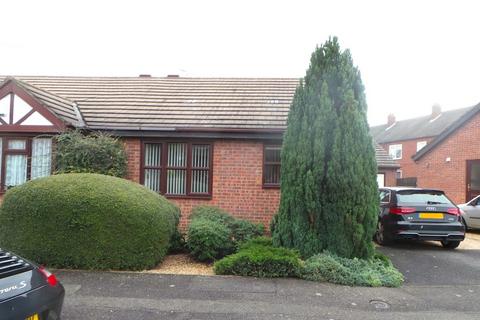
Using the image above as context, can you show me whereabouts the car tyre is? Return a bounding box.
[441,240,461,249]
[375,221,392,246]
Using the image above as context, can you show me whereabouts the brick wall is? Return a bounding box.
[125,138,280,230]
[415,112,480,204]
[378,168,397,187]
[381,137,433,178]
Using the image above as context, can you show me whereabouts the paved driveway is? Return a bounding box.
[57,233,480,320]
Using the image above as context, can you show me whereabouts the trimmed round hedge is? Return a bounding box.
[0,173,179,270]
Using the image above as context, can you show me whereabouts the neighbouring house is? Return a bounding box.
[371,103,480,204]
[0,75,398,228]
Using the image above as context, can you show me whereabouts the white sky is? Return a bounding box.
[1,0,479,126]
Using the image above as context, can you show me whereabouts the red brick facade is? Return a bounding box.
[378,169,397,187]
[413,112,480,204]
[124,138,280,229]
[381,137,433,179]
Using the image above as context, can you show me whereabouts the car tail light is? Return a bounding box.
[447,208,460,215]
[38,266,58,287]
[389,207,416,215]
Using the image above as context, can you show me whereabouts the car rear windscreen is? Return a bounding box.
[396,190,454,205]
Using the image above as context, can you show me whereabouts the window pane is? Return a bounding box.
[144,169,161,192]
[168,143,186,167]
[265,147,281,163]
[192,145,210,168]
[264,164,281,185]
[5,154,27,188]
[191,169,209,193]
[8,139,26,150]
[167,169,186,194]
[31,138,52,180]
[144,143,161,167]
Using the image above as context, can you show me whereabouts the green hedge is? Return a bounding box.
[55,131,127,177]
[299,251,404,287]
[187,206,264,261]
[214,237,301,277]
[0,173,179,270]
[187,218,235,261]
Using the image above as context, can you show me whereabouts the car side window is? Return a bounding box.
[379,190,391,204]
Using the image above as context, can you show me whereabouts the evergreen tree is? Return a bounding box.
[272,37,378,259]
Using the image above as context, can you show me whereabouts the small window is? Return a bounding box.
[263,145,281,187]
[396,169,403,179]
[379,190,391,203]
[389,144,402,160]
[416,141,427,152]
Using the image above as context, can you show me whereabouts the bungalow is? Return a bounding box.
[0,75,398,228]
[371,103,480,204]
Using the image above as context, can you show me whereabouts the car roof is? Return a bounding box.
[380,187,445,193]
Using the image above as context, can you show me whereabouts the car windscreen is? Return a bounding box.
[396,190,454,205]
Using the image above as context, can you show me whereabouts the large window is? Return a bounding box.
[263,145,281,187]
[142,141,212,197]
[0,136,52,191]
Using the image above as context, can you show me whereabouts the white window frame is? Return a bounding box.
[389,144,402,160]
[416,140,427,152]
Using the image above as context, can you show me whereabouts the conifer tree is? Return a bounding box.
[272,37,378,259]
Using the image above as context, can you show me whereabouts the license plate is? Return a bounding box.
[419,213,444,219]
[26,314,39,320]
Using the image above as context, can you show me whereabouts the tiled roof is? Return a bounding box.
[0,75,397,167]
[0,76,299,130]
[375,143,400,168]
[370,106,475,144]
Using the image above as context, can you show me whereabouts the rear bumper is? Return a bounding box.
[389,220,465,242]
[0,283,64,320]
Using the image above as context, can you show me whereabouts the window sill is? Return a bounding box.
[262,184,280,189]
[164,194,212,200]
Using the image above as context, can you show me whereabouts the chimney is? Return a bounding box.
[431,104,441,119]
[139,74,151,78]
[167,74,179,78]
[387,113,396,126]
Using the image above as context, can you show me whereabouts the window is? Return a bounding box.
[416,140,427,152]
[263,145,281,187]
[142,142,212,197]
[377,173,385,188]
[388,144,402,160]
[396,169,403,179]
[379,190,391,203]
[0,136,52,191]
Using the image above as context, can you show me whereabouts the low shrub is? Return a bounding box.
[187,218,235,261]
[214,237,301,278]
[55,130,127,177]
[0,173,179,270]
[230,220,264,245]
[187,206,264,261]
[169,210,186,254]
[299,251,404,287]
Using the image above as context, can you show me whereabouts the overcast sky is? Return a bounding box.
[1,0,479,125]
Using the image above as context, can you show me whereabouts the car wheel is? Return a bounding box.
[375,221,391,246]
[441,240,461,249]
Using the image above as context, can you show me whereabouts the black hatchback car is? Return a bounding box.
[376,187,465,249]
[0,249,64,320]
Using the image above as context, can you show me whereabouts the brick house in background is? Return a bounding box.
[371,103,480,204]
[0,76,398,228]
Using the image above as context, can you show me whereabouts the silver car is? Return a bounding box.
[459,195,480,230]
